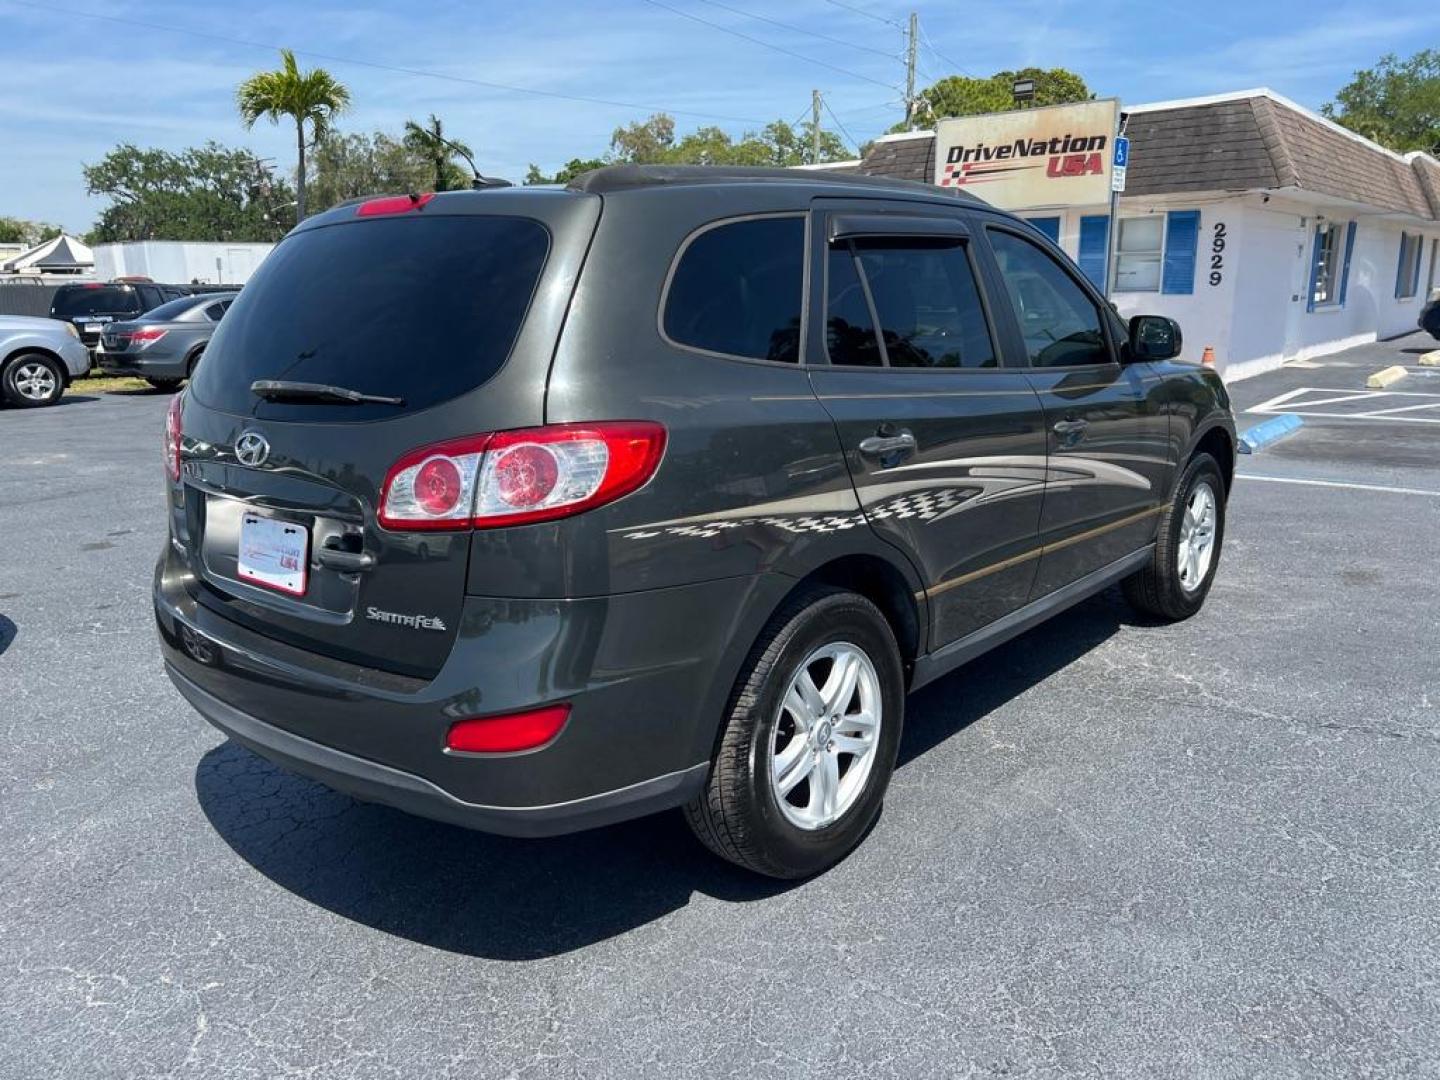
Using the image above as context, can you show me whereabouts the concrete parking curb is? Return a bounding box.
[1366,365,1408,388]
[1419,350,1440,367]
[1238,413,1303,454]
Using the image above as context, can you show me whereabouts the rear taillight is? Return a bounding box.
[377,434,489,530]
[445,704,570,753]
[164,393,183,481]
[130,327,168,347]
[377,422,666,532]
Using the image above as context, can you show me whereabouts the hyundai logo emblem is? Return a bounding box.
[235,431,270,467]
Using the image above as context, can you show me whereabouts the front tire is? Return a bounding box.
[2,352,64,407]
[685,586,904,879]
[1123,452,1226,620]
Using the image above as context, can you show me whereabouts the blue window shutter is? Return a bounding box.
[1413,235,1424,296]
[1161,210,1201,294]
[1306,224,1325,312]
[1337,222,1357,307]
[1395,233,1408,298]
[1078,215,1109,288]
[1028,216,1060,244]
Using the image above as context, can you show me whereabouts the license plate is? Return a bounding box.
[85,322,103,335]
[237,513,309,596]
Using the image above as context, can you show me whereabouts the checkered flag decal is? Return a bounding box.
[621,488,974,542]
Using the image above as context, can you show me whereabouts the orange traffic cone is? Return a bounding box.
[1201,345,1216,366]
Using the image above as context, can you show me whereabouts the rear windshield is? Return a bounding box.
[51,286,140,320]
[142,296,208,322]
[190,215,550,420]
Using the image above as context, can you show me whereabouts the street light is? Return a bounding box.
[1012,78,1036,107]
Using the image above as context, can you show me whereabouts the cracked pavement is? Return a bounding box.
[2,356,1438,1078]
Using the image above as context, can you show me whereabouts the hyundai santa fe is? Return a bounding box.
[156,166,1234,878]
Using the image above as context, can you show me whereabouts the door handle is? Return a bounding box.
[858,430,917,462]
[1052,419,1089,435]
[316,545,375,573]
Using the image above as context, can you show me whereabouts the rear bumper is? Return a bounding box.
[167,664,707,837]
[155,550,791,836]
[97,351,186,379]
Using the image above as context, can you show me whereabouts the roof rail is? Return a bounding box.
[566,164,977,201]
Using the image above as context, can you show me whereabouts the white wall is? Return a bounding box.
[92,242,273,285]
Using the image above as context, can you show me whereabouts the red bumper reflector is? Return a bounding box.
[445,704,570,753]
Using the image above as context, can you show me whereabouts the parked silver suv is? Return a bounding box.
[0,314,92,407]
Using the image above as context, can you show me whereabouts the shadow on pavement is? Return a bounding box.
[195,587,1137,959]
[0,614,16,657]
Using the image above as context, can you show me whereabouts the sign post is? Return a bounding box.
[1103,124,1129,299]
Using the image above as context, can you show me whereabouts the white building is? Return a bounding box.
[855,89,1440,381]
[92,241,273,286]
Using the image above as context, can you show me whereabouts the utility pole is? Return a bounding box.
[903,11,919,130]
[812,89,822,165]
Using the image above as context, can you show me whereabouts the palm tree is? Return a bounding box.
[237,50,350,221]
[404,114,475,192]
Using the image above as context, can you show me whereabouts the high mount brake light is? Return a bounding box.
[378,422,666,532]
[356,192,436,217]
[164,393,183,481]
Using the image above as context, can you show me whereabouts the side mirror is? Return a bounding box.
[1127,315,1182,362]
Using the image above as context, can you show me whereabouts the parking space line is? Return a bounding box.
[1276,391,1384,409]
[1237,473,1440,497]
[1355,401,1440,417]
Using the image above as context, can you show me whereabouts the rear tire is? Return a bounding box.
[2,352,64,407]
[145,377,182,391]
[685,586,904,879]
[1123,452,1226,621]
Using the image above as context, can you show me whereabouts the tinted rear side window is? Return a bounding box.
[143,296,207,322]
[51,287,140,320]
[664,216,803,363]
[191,216,550,420]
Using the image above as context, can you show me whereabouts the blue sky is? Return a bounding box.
[4,0,1437,232]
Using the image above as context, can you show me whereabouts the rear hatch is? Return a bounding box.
[176,190,600,678]
[51,285,143,345]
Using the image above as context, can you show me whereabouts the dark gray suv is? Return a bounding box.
[155,167,1234,878]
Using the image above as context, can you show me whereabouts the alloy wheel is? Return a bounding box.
[769,642,883,830]
[1177,480,1218,592]
[14,361,57,402]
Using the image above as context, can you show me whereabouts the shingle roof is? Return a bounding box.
[855,134,934,184]
[854,91,1440,221]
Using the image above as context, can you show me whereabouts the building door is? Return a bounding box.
[805,205,1048,649]
[978,222,1171,595]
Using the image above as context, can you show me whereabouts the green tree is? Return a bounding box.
[896,67,1093,130]
[83,142,294,242]
[236,49,351,220]
[308,129,432,212]
[1322,50,1440,153]
[403,114,474,192]
[524,158,608,185]
[0,217,64,245]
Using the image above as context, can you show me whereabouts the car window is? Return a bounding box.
[50,286,140,320]
[852,238,994,369]
[987,229,1111,368]
[144,296,206,322]
[826,245,882,367]
[190,215,550,422]
[664,216,803,363]
[204,302,229,321]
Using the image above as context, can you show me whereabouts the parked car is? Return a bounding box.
[48,281,231,353]
[1420,294,1440,341]
[155,167,1235,878]
[0,313,91,407]
[98,292,238,390]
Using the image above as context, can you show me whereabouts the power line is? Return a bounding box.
[821,0,904,29]
[689,0,899,60]
[5,0,769,125]
[821,96,864,155]
[641,0,901,92]
[918,22,972,78]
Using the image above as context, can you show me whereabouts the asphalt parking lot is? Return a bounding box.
[3,339,1438,1079]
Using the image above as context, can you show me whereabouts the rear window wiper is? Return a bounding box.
[250,380,405,406]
